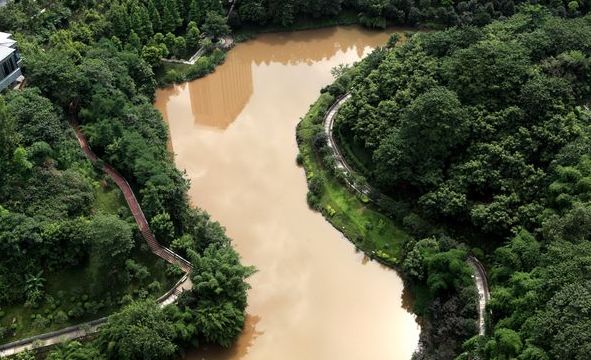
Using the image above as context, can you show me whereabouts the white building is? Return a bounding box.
[0,32,22,91]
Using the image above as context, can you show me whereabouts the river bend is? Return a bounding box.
[155,26,420,360]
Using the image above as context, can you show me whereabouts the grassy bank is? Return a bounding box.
[296,92,410,265]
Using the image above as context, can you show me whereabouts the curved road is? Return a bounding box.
[0,121,193,357]
[323,94,490,336]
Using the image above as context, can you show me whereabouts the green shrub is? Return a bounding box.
[53,310,69,324]
[325,205,336,217]
[295,153,303,166]
[148,281,162,294]
[162,69,184,84]
[307,192,321,210]
[307,176,323,196]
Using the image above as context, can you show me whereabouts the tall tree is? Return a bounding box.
[108,3,130,40]
[132,3,154,41]
[185,21,200,50]
[88,214,133,284]
[202,11,230,39]
[146,0,162,33]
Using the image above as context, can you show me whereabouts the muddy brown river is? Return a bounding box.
[155,26,420,360]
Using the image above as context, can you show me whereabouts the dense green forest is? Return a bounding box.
[233,0,589,28]
[0,86,178,340]
[0,0,253,356]
[316,6,591,359]
[2,0,591,357]
[2,0,588,88]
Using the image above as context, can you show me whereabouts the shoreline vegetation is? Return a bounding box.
[297,88,478,360]
[0,0,255,357]
[306,9,591,360]
[1,0,590,357]
[297,92,411,267]
[155,19,384,87]
[296,90,437,325]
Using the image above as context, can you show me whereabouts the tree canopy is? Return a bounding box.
[327,7,591,360]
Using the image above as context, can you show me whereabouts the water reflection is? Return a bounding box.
[158,27,395,130]
[155,25,420,360]
[194,316,263,359]
[236,27,384,66]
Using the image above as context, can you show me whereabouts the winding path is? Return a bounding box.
[322,94,490,335]
[0,121,193,357]
[467,256,490,335]
[71,119,193,273]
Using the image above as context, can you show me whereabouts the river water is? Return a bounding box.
[155,26,420,360]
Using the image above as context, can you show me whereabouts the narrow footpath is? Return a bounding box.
[0,121,193,358]
[162,36,234,65]
[322,94,490,335]
[71,119,192,272]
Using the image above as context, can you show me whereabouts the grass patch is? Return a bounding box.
[297,92,410,265]
[93,181,122,215]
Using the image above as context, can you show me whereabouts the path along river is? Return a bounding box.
[154,26,420,360]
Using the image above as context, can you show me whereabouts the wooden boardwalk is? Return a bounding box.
[71,120,192,272]
[0,121,193,357]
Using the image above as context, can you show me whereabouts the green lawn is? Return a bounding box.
[93,181,123,215]
[297,93,410,265]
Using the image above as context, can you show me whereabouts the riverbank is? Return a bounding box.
[299,78,488,357]
[318,92,489,335]
[295,92,436,316]
[155,20,413,87]
[156,47,227,87]
[296,92,410,267]
[159,27,420,359]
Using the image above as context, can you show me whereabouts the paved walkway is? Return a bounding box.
[322,93,490,335]
[467,256,490,335]
[162,36,234,66]
[0,121,194,357]
[324,94,371,197]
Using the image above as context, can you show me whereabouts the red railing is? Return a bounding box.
[70,119,192,272]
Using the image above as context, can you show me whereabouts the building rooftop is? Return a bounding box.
[0,38,16,48]
[0,32,16,61]
[0,46,15,60]
[0,32,15,47]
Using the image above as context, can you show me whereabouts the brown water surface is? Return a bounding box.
[155,26,420,360]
